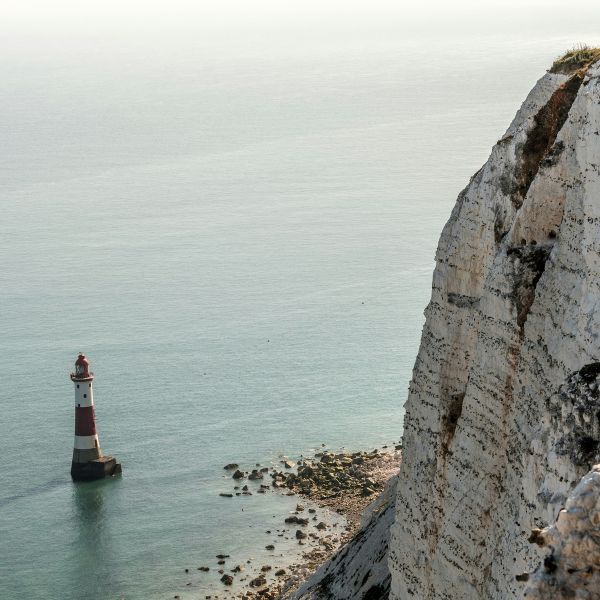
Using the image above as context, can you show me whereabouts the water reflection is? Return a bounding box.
[70,479,120,599]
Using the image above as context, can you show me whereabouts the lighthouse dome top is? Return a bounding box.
[70,353,94,381]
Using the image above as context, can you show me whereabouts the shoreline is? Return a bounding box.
[194,443,402,600]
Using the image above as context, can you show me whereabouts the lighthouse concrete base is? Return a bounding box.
[71,456,122,481]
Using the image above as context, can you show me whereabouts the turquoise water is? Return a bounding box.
[2,3,600,598]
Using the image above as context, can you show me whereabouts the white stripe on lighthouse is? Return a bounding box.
[74,383,94,408]
[74,434,100,450]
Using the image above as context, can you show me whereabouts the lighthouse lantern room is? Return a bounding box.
[70,354,121,481]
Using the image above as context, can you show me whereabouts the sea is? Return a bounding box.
[2,2,600,599]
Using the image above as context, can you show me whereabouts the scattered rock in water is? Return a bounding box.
[224,463,239,470]
[221,574,234,586]
[216,554,230,559]
[285,516,308,525]
[198,566,210,572]
[184,568,189,573]
[218,560,225,565]
[219,493,233,498]
[211,444,398,598]
[232,470,245,480]
[250,575,267,588]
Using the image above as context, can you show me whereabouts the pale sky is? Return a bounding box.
[1,0,599,67]
[3,0,599,39]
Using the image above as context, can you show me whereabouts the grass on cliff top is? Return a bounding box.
[550,45,600,74]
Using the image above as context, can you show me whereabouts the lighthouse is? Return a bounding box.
[70,354,121,481]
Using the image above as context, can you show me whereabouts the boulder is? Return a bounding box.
[250,576,267,588]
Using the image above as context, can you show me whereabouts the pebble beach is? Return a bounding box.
[182,444,402,600]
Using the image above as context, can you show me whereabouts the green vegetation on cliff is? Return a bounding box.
[550,45,600,74]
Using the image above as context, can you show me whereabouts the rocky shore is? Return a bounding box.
[178,443,401,600]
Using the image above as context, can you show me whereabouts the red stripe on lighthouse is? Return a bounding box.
[75,406,97,436]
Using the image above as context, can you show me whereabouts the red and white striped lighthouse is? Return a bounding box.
[70,354,121,481]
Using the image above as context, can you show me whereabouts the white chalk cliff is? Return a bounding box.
[292,54,600,600]
[390,55,600,599]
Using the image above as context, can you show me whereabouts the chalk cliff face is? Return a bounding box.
[390,58,600,599]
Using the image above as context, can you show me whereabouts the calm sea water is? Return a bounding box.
[2,4,600,598]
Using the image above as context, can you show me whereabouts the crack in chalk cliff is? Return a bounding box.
[440,392,465,453]
[506,244,553,330]
[511,70,585,208]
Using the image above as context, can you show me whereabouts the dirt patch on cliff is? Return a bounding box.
[512,70,584,208]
